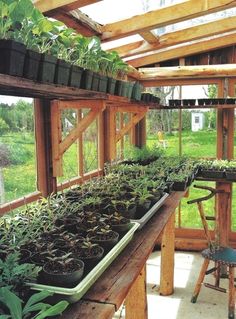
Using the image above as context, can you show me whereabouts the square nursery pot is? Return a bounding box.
[107,77,116,95]
[131,82,143,101]
[23,49,41,80]
[0,39,26,76]
[171,180,187,191]
[54,59,71,86]
[69,65,83,88]
[38,53,57,84]
[127,81,135,99]
[182,99,196,106]
[98,74,108,93]
[120,80,129,97]
[115,79,123,96]
[81,69,93,90]
[91,72,100,91]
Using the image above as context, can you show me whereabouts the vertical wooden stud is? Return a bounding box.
[51,100,63,177]
[126,265,147,319]
[160,212,175,295]
[34,99,57,196]
[98,108,105,170]
[77,109,84,178]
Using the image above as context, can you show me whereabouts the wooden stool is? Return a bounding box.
[192,247,236,319]
[188,185,235,319]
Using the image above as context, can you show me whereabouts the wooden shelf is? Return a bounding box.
[0,74,157,109]
[151,104,236,110]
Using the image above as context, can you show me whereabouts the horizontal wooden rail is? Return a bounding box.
[0,191,42,216]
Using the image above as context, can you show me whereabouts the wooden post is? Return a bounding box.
[34,99,57,196]
[125,265,147,319]
[98,110,105,170]
[77,109,84,178]
[135,116,146,148]
[103,106,116,162]
[215,182,231,246]
[160,212,175,295]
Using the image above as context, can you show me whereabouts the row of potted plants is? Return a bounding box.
[0,0,146,99]
[169,98,236,107]
[196,159,236,181]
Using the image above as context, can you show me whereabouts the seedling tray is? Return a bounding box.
[28,222,139,303]
[131,193,169,229]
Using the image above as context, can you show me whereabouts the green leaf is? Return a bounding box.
[34,301,69,319]
[0,315,11,319]
[23,302,50,315]
[0,287,22,319]
[23,290,53,315]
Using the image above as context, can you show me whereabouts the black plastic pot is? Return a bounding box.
[131,82,143,101]
[225,170,236,181]
[171,180,187,191]
[91,72,100,91]
[135,200,152,219]
[182,99,196,106]
[38,53,57,84]
[42,259,84,288]
[81,69,93,90]
[89,231,119,253]
[0,39,26,76]
[23,49,41,80]
[98,74,108,93]
[110,222,132,235]
[115,80,123,96]
[69,65,83,88]
[127,82,135,99]
[107,77,116,95]
[54,59,71,86]
[120,81,129,97]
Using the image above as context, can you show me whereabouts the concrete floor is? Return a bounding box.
[114,251,230,319]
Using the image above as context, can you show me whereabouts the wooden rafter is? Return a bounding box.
[139,31,159,44]
[51,100,105,177]
[127,31,236,67]
[139,65,236,80]
[46,9,102,36]
[112,16,236,58]
[33,0,101,13]
[101,0,236,42]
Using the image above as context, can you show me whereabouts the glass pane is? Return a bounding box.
[0,96,36,204]
[181,84,217,158]
[83,118,98,173]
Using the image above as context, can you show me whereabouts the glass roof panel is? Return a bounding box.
[155,8,236,35]
[101,35,143,51]
[80,0,184,25]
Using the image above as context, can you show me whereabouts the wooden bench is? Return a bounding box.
[58,191,185,319]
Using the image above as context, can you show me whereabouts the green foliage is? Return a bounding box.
[0,252,41,292]
[0,118,9,134]
[7,144,32,165]
[0,287,69,319]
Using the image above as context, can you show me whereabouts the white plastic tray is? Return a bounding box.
[131,193,169,229]
[28,222,139,303]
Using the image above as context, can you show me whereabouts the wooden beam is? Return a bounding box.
[127,31,236,67]
[113,16,236,58]
[33,0,101,13]
[46,9,102,37]
[139,65,236,80]
[139,31,159,44]
[101,0,236,42]
[116,112,147,142]
[51,100,63,177]
[59,107,102,155]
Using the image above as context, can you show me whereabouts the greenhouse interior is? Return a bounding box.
[0,0,236,318]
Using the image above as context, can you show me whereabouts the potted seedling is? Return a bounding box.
[87,225,119,253]
[166,172,188,191]
[70,238,104,272]
[42,253,84,287]
[102,212,132,234]
[110,199,136,219]
[132,187,153,219]
[0,0,31,76]
[225,160,236,181]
